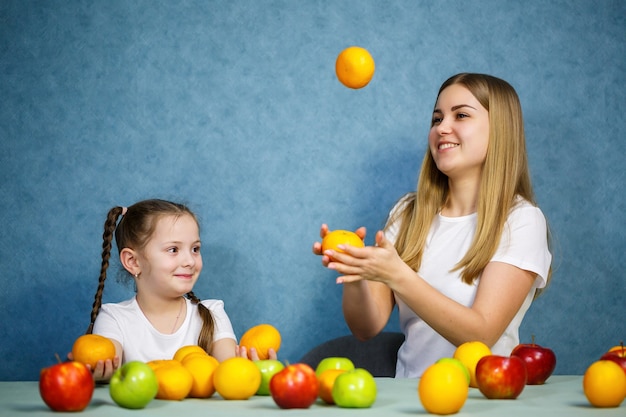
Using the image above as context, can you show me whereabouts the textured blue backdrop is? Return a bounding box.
[1,0,624,380]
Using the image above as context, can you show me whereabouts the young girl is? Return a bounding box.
[313,73,552,378]
[85,199,269,381]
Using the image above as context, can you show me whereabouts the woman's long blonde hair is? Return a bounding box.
[389,73,551,290]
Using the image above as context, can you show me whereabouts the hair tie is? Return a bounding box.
[121,206,128,216]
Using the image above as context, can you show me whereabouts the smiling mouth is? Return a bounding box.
[438,143,459,150]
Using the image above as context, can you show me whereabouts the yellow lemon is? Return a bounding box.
[453,341,492,388]
[335,46,375,89]
[583,360,626,407]
[213,357,261,400]
[147,359,193,400]
[418,361,469,415]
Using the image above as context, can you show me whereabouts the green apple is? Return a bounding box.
[254,359,285,395]
[109,361,158,409]
[315,357,355,376]
[331,368,377,408]
[436,357,471,385]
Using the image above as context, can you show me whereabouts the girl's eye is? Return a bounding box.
[193,246,201,253]
[168,247,178,253]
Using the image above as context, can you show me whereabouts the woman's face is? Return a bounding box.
[428,84,490,181]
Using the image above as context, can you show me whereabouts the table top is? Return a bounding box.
[0,376,623,416]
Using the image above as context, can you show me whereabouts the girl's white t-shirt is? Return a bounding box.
[386,199,551,378]
[93,297,236,363]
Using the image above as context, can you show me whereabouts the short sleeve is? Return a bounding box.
[201,299,237,342]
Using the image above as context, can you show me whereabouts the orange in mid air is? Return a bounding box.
[335,46,375,89]
[321,229,364,256]
[71,334,116,369]
[239,323,281,360]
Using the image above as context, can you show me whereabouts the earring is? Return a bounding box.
[134,272,140,278]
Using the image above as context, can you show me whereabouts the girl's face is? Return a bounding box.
[135,213,202,299]
[428,84,490,181]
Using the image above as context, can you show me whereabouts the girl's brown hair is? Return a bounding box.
[389,73,551,291]
[86,199,216,352]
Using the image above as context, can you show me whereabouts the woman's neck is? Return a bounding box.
[442,177,480,217]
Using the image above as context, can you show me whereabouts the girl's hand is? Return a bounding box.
[91,357,120,383]
[236,346,278,361]
[312,224,366,267]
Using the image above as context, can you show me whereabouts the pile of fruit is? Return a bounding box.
[39,328,626,413]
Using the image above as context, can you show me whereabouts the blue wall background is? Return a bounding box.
[1,0,624,381]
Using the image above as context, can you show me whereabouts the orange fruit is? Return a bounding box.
[321,230,364,256]
[583,360,626,408]
[147,359,193,400]
[453,341,492,388]
[418,361,469,415]
[335,46,375,89]
[318,369,346,404]
[213,357,261,400]
[71,334,116,369]
[181,352,219,398]
[173,345,207,363]
[239,324,281,360]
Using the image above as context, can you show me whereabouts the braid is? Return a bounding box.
[86,207,124,334]
[187,291,215,353]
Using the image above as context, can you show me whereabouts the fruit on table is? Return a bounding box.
[39,360,95,412]
[180,352,219,398]
[475,355,527,399]
[418,360,469,415]
[270,363,319,409]
[435,357,471,385]
[332,368,377,408]
[335,46,376,89]
[239,323,281,360]
[600,343,626,376]
[583,360,626,408]
[147,359,193,400]
[172,344,206,363]
[318,368,347,404]
[453,340,492,387]
[511,339,557,384]
[254,359,284,395]
[109,361,158,409]
[213,357,261,400]
[71,334,116,369]
[315,356,355,376]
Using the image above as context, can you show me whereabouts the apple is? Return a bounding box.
[475,355,527,399]
[436,357,471,385]
[39,361,95,412]
[331,368,377,408]
[511,341,556,385]
[315,357,355,376]
[600,348,626,376]
[254,359,285,395]
[109,361,158,409]
[269,363,319,409]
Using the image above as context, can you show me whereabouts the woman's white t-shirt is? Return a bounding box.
[93,297,236,363]
[386,199,551,378]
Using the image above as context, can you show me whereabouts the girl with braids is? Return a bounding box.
[313,73,552,378]
[83,199,271,381]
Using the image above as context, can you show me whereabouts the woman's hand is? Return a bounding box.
[325,230,411,286]
[312,224,366,267]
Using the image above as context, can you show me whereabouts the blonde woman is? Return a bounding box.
[314,73,552,377]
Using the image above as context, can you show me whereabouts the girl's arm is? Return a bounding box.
[328,231,536,347]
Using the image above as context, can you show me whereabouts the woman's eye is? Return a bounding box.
[431,116,442,125]
[457,113,468,119]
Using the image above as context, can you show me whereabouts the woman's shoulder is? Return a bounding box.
[508,197,547,227]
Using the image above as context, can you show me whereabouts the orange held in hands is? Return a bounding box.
[239,324,281,360]
[321,230,364,257]
[71,334,116,369]
[335,46,375,89]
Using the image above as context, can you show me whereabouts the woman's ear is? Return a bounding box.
[120,248,141,277]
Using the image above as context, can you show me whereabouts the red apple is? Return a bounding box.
[475,355,527,399]
[511,341,556,384]
[269,363,319,409]
[39,361,95,411]
[600,347,626,376]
